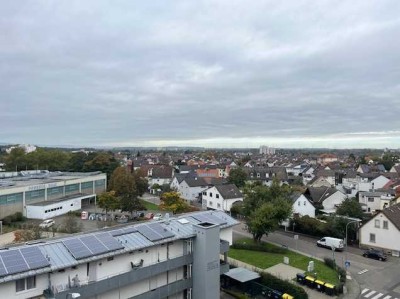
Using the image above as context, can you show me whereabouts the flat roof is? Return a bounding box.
[223,267,260,283]
[0,171,105,190]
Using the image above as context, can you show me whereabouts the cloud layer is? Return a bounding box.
[1,1,400,148]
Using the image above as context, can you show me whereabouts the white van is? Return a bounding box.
[316,237,344,251]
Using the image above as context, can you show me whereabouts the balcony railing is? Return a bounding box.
[45,254,193,299]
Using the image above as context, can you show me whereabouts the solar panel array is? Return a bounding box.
[192,213,227,225]
[136,223,174,242]
[63,233,124,260]
[0,246,50,277]
[110,226,138,237]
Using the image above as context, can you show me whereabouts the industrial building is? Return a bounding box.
[0,170,107,219]
[0,210,237,299]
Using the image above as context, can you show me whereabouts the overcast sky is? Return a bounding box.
[1,1,400,149]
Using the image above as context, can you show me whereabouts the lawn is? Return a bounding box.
[228,238,339,284]
[140,199,160,211]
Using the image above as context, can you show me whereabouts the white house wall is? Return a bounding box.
[26,197,82,220]
[293,195,315,218]
[322,192,347,211]
[360,213,400,252]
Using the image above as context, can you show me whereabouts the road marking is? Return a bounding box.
[362,289,370,294]
[359,269,369,274]
[382,296,392,299]
[372,293,384,299]
[365,291,377,298]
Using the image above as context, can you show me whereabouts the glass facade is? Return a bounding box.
[25,189,45,203]
[95,179,106,187]
[65,184,79,194]
[0,193,23,205]
[81,181,93,190]
[47,186,64,196]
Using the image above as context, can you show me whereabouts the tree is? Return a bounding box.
[243,180,292,242]
[133,170,148,196]
[336,197,363,219]
[98,191,120,215]
[109,167,144,215]
[159,192,189,214]
[83,152,120,179]
[228,167,247,188]
[14,226,41,243]
[5,147,27,171]
[61,212,82,234]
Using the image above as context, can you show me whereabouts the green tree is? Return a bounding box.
[336,197,363,219]
[379,153,399,171]
[98,191,120,215]
[5,147,27,171]
[83,152,120,179]
[109,167,143,216]
[228,167,248,188]
[159,192,189,214]
[68,152,88,172]
[243,180,292,242]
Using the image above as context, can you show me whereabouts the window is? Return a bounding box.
[257,173,260,178]
[216,194,219,199]
[370,233,376,243]
[383,221,389,229]
[375,220,380,228]
[298,201,300,206]
[209,192,213,197]
[16,276,36,292]
[202,192,206,195]
[209,201,213,206]
[107,257,114,261]
[368,197,374,202]
[217,203,221,208]
[304,201,306,206]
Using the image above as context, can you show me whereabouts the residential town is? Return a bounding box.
[0,144,399,299]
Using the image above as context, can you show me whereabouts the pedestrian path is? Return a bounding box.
[361,288,399,299]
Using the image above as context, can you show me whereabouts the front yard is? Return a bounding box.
[228,238,339,285]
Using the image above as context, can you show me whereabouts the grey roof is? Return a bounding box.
[305,186,341,204]
[224,267,260,283]
[182,177,208,187]
[214,184,243,199]
[382,203,400,231]
[0,210,238,283]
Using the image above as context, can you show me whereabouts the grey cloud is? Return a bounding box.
[1,0,400,148]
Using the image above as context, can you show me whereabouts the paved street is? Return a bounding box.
[233,223,400,299]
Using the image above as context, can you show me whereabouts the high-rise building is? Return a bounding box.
[259,145,275,155]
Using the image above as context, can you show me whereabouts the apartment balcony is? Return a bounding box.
[45,254,193,299]
[129,278,192,299]
[220,239,230,254]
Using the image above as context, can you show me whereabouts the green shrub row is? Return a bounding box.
[231,242,288,254]
[260,272,308,299]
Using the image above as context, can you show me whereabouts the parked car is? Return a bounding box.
[153,213,163,221]
[144,213,154,220]
[39,219,55,228]
[363,249,387,261]
[316,237,344,251]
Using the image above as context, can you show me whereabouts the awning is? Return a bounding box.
[223,267,260,283]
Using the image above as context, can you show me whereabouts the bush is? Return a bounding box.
[323,257,336,269]
[260,272,308,299]
[231,242,288,254]
[1,212,26,225]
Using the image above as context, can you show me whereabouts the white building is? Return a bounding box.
[259,145,275,155]
[358,191,395,214]
[202,184,243,212]
[0,210,237,299]
[6,144,37,154]
[178,178,209,202]
[360,203,400,256]
[291,194,316,218]
[0,170,106,219]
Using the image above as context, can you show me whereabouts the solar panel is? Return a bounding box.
[1,250,29,275]
[20,247,50,270]
[96,233,124,251]
[80,235,108,255]
[192,213,227,225]
[147,223,174,239]
[136,225,163,242]
[110,226,138,237]
[0,256,8,277]
[63,239,92,260]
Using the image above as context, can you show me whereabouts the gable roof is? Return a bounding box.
[382,203,400,231]
[215,184,243,199]
[304,186,342,204]
[182,177,208,187]
[151,166,173,179]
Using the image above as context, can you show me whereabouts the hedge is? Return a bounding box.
[260,272,308,299]
[231,242,288,254]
